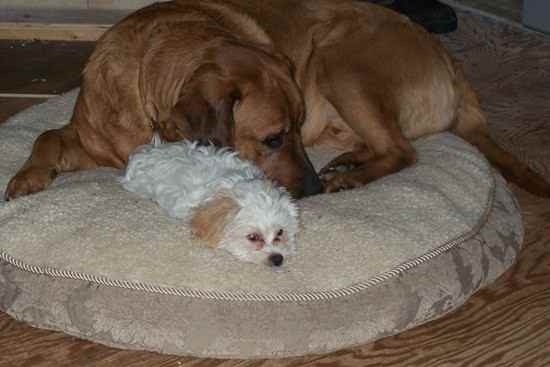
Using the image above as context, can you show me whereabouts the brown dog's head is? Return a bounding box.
[164,41,323,198]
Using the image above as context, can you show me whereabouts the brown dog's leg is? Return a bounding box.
[5,125,98,200]
[452,66,550,197]
[316,61,416,193]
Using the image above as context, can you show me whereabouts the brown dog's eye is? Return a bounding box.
[262,132,284,149]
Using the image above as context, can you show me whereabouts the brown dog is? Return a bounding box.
[5,0,550,200]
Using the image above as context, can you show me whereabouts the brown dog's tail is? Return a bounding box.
[462,132,550,197]
[451,62,550,197]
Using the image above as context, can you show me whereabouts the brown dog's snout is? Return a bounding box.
[260,144,323,199]
[295,144,324,198]
[284,161,323,199]
[301,163,324,197]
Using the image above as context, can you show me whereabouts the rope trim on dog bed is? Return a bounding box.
[0,179,495,303]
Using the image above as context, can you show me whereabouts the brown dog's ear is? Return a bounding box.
[229,42,305,126]
[190,195,240,247]
[185,88,240,147]
[165,67,241,147]
[218,41,305,125]
[267,52,305,126]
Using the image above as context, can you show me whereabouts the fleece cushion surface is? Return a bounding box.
[0,89,523,358]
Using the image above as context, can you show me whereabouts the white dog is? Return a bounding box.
[120,138,299,267]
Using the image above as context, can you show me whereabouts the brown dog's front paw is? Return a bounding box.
[320,154,363,193]
[319,153,362,177]
[4,167,55,201]
[322,171,366,193]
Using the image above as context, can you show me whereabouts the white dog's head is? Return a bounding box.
[191,180,298,267]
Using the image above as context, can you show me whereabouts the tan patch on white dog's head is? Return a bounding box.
[190,195,240,248]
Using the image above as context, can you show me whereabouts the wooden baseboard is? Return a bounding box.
[0,93,58,99]
[0,1,158,10]
[0,8,127,41]
[0,22,109,41]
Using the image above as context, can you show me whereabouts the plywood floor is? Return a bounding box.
[449,0,523,22]
[1,3,550,367]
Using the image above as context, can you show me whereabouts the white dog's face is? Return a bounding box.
[190,184,298,267]
[220,222,295,267]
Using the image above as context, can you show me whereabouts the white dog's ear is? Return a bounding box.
[190,195,240,248]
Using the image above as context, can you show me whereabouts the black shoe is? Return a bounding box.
[367,0,458,34]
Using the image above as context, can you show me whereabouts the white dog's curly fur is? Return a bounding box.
[120,138,299,267]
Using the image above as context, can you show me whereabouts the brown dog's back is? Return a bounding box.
[5,0,549,200]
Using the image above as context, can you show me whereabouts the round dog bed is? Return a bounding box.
[0,90,523,359]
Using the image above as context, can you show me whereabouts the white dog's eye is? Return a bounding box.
[274,229,284,243]
[247,233,261,242]
[247,233,265,250]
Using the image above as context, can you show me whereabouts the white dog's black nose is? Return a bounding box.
[269,253,284,267]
